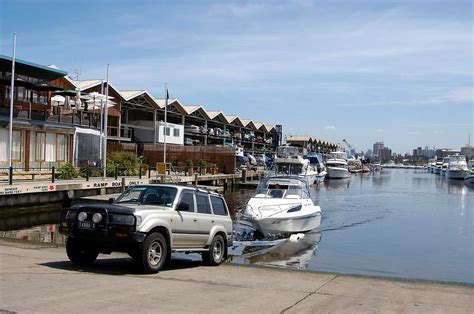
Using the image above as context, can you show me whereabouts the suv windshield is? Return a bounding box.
[115,186,178,207]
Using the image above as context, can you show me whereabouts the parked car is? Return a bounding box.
[59,185,233,273]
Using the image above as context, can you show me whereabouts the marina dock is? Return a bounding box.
[1,239,472,313]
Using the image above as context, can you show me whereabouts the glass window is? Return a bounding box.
[196,193,211,214]
[210,196,227,216]
[115,186,177,207]
[164,127,171,136]
[12,130,21,161]
[173,128,180,137]
[36,132,45,161]
[179,192,195,212]
[57,134,67,161]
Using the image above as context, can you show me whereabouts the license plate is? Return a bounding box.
[78,221,95,229]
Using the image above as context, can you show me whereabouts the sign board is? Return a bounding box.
[157,162,166,175]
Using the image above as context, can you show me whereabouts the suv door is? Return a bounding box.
[172,191,202,248]
[210,195,232,238]
[195,192,214,246]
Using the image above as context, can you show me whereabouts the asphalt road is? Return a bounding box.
[0,239,472,313]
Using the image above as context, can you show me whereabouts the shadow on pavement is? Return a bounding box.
[39,255,202,276]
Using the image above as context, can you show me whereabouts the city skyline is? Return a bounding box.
[1,0,472,154]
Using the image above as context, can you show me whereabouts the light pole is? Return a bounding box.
[8,32,17,178]
[103,64,109,179]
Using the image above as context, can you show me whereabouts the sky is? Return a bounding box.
[0,0,472,154]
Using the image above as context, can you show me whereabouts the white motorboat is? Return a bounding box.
[446,155,470,179]
[326,151,351,179]
[433,158,443,175]
[440,157,449,176]
[272,146,319,185]
[245,176,321,235]
[308,152,327,181]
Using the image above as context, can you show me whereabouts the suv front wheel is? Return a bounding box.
[136,232,168,273]
[66,237,99,266]
[202,235,225,266]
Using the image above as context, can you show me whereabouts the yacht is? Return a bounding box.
[427,157,436,173]
[307,152,327,181]
[326,151,351,179]
[465,174,474,187]
[440,157,449,176]
[244,176,321,235]
[446,155,470,179]
[433,158,443,175]
[272,146,319,185]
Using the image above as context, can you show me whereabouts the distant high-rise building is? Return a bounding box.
[373,141,384,157]
[379,147,392,160]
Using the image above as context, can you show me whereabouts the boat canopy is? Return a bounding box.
[253,176,310,199]
[277,146,300,158]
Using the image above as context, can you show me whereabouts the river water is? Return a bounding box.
[1,169,473,284]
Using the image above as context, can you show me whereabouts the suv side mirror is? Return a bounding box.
[108,197,115,204]
[176,202,189,211]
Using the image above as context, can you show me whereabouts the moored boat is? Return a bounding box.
[272,146,319,185]
[446,155,469,179]
[326,151,351,179]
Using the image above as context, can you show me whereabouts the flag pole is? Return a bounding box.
[163,83,168,168]
[103,64,109,179]
[8,32,17,173]
[99,80,104,167]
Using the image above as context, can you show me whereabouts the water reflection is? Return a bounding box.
[230,230,321,270]
[323,178,351,191]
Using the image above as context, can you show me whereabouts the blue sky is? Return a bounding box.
[1,0,472,154]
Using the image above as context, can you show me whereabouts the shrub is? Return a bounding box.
[106,152,148,177]
[199,160,207,168]
[186,159,194,167]
[58,163,78,180]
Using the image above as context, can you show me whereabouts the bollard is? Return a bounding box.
[115,165,118,180]
[139,166,142,179]
[242,168,247,183]
[51,166,55,183]
[148,168,151,178]
[86,167,90,181]
[8,166,13,185]
[194,173,198,187]
[121,177,126,192]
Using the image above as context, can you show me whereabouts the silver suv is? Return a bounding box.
[59,184,233,273]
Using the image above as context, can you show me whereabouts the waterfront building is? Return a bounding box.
[0,55,91,170]
[285,135,340,154]
[0,55,280,173]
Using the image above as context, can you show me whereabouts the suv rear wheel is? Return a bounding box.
[66,237,99,266]
[136,232,168,273]
[202,235,225,266]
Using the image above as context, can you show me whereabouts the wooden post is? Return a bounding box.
[25,130,30,171]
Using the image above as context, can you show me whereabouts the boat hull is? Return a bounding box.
[440,169,446,176]
[433,168,441,175]
[327,167,351,179]
[446,169,470,179]
[255,212,321,235]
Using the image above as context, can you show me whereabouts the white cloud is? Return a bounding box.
[324,125,337,131]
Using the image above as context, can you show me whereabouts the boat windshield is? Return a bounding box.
[449,155,465,162]
[276,163,303,175]
[254,178,309,199]
[277,146,300,158]
[115,186,177,207]
[329,151,347,160]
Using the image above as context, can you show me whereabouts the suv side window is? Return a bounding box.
[195,193,211,214]
[210,196,228,216]
[179,191,195,212]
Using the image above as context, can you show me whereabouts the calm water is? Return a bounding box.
[1,169,473,284]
